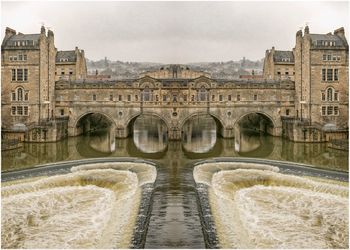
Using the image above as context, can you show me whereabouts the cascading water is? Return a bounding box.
[194,162,349,249]
[1,162,157,249]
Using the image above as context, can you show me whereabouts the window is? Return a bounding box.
[92,94,96,101]
[11,92,16,101]
[69,71,73,75]
[254,94,257,101]
[321,92,325,101]
[219,95,223,101]
[17,88,23,101]
[285,72,289,75]
[11,106,16,115]
[23,106,28,116]
[334,92,338,101]
[323,55,327,61]
[212,95,215,101]
[23,54,27,61]
[334,69,338,81]
[321,106,326,116]
[163,95,167,102]
[327,106,333,115]
[109,95,113,101]
[24,92,28,101]
[60,109,64,116]
[199,86,207,101]
[24,69,28,81]
[17,106,23,115]
[142,87,150,101]
[228,95,232,101]
[118,95,122,101]
[61,71,65,75]
[327,69,333,81]
[277,72,281,75]
[322,69,326,81]
[127,95,131,101]
[327,88,333,101]
[286,109,290,116]
[17,69,23,81]
[237,94,241,101]
[334,106,339,115]
[327,54,332,61]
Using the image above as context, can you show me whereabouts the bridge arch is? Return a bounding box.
[233,111,278,136]
[72,111,117,136]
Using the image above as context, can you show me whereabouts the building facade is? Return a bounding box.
[263,47,295,81]
[55,47,87,81]
[1,26,348,144]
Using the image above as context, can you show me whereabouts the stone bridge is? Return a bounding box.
[54,76,295,140]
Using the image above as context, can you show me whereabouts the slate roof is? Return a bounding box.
[309,34,346,47]
[56,50,76,63]
[3,34,40,46]
[273,50,294,63]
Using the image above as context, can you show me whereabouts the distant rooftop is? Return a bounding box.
[273,50,294,63]
[56,50,77,63]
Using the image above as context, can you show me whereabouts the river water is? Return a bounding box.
[1,116,348,248]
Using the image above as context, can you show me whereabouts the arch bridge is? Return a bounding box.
[55,74,295,140]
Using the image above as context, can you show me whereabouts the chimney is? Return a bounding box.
[334,27,345,36]
[48,29,54,37]
[304,25,309,34]
[5,27,16,36]
[41,25,45,34]
[296,29,302,37]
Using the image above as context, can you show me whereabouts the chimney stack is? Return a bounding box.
[334,27,345,36]
[5,27,16,36]
[304,25,309,34]
[41,25,46,34]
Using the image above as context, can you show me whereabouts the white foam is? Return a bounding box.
[194,163,349,249]
[1,165,155,248]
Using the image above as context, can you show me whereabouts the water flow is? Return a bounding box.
[2,164,157,249]
[194,163,349,249]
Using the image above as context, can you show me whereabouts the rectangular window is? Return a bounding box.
[228,95,231,101]
[109,95,113,101]
[334,92,338,101]
[12,69,16,81]
[322,69,326,81]
[334,69,338,81]
[11,106,16,115]
[327,106,333,115]
[277,72,281,75]
[321,106,326,116]
[127,95,131,101]
[23,54,27,61]
[92,94,96,101]
[24,106,28,116]
[212,95,215,101]
[118,95,122,101]
[163,95,167,101]
[18,54,23,61]
[327,54,332,61]
[327,69,333,81]
[60,109,64,116]
[323,55,327,61]
[254,94,257,101]
[321,92,325,101]
[17,69,23,81]
[17,106,23,115]
[332,56,337,61]
[12,92,16,101]
[24,69,28,81]
[219,95,223,101]
[286,109,290,116]
[237,94,241,101]
[334,106,339,115]
[61,71,65,75]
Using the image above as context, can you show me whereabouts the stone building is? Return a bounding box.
[1,26,56,134]
[140,64,210,79]
[55,47,87,81]
[263,47,295,80]
[282,26,349,142]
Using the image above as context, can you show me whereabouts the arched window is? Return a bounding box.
[142,86,151,101]
[17,88,23,101]
[326,87,334,101]
[199,86,207,101]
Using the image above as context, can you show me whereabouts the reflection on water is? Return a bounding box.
[1,125,348,249]
[182,115,217,153]
[1,128,348,172]
[133,115,168,153]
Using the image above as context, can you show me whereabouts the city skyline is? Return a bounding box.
[1,1,349,63]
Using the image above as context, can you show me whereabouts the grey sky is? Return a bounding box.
[1,1,349,63]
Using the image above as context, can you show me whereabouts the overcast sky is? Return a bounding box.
[1,1,349,63]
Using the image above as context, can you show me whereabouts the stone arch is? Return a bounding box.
[233,111,278,136]
[179,112,225,130]
[125,111,171,133]
[71,111,116,136]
